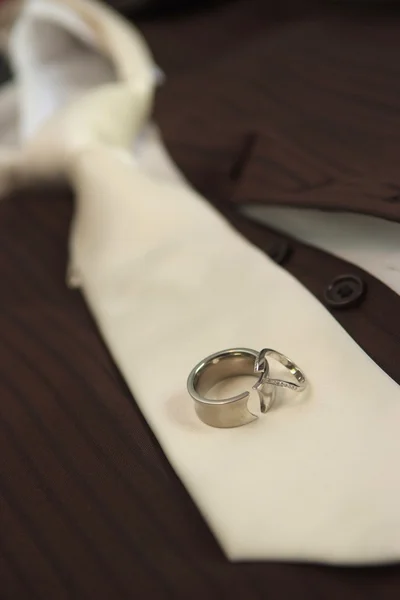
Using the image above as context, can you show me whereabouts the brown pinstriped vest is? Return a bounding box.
[1,1,400,598]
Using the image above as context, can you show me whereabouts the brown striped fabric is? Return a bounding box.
[2,1,400,598]
[144,1,400,221]
[0,191,400,599]
[1,191,226,600]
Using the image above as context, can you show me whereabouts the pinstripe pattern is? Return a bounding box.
[1,184,400,600]
[1,0,400,597]
[147,2,400,221]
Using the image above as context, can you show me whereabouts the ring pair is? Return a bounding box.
[187,348,307,428]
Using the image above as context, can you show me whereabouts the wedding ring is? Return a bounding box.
[187,347,307,428]
[255,348,307,393]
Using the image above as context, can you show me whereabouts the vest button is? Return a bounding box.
[268,240,292,265]
[324,274,366,308]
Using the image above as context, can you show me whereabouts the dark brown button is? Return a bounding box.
[268,240,292,265]
[324,274,366,308]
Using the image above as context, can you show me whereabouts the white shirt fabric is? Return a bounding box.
[242,205,400,296]
[2,0,400,566]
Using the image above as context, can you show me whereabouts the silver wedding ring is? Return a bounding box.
[187,347,307,428]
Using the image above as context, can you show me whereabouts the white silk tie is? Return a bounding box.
[3,0,400,565]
